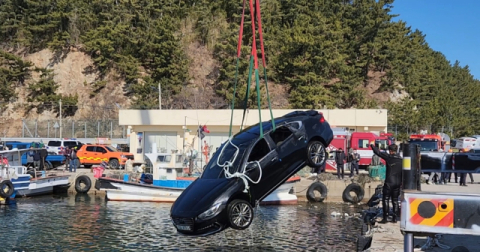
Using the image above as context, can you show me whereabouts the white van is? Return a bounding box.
[47,139,82,154]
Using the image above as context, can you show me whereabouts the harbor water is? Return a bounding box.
[1,194,363,251]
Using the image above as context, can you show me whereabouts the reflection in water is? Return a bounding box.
[1,196,362,251]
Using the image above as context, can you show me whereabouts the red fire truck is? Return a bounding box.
[325,130,392,171]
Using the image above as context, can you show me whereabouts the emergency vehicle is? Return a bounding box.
[324,129,389,171]
[408,134,448,152]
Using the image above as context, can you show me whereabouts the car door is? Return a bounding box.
[82,146,97,164]
[95,146,108,164]
[269,123,306,174]
[244,137,279,201]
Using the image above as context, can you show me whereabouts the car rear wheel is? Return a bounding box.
[227,199,254,230]
[307,140,327,168]
[109,159,120,169]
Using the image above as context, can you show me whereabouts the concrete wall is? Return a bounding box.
[120,109,387,162]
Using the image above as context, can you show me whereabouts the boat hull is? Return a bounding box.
[14,175,70,197]
[99,177,299,205]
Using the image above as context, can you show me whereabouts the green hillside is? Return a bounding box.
[1,0,479,138]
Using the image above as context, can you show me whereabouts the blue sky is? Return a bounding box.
[391,0,480,80]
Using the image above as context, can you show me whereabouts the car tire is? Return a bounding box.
[75,175,92,194]
[227,199,254,230]
[0,180,15,198]
[342,183,365,204]
[306,140,327,168]
[306,182,328,203]
[109,159,120,169]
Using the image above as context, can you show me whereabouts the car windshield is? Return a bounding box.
[409,140,438,151]
[201,140,250,179]
[105,146,117,152]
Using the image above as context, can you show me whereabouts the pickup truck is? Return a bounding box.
[21,151,66,169]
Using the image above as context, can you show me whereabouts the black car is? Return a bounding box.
[170,110,333,236]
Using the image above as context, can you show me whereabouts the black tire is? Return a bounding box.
[342,183,365,204]
[227,199,254,230]
[45,161,53,170]
[109,159,120,169]
[84,165,92,169]
[0,180,15,198]
[75,175,91,194]
[356,235,373,252]
[306,140,327,168]
[306,182,328,203]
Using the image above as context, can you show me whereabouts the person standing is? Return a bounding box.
[371,144,402,223]
[335,148,346,179]
[39,147,48,170]
[31,150,41,169]
[350,148,360,177]
[64,146,72,171]
[70,148,78,173]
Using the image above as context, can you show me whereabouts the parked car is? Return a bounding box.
[170,110,333,236]
[47,139,83,154]
[76,144,134,169]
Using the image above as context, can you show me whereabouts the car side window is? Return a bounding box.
[96,147,106,153]
[247,138,270,162]
[358,139,370,148]
[86,146,95,152]
[270,126,294,147]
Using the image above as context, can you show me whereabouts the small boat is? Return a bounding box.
[95,149,301,205]
[0,149,71,199]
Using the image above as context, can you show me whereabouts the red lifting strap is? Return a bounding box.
[236,0,246,58]
[255,0,267,68]
[248,0,259,69]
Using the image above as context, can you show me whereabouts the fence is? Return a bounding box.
[19,119,126,139]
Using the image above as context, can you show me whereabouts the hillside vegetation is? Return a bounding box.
[0,0,479,138]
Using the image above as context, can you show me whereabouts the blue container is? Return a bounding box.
[123,174,129,182]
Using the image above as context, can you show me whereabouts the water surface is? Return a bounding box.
[1,194,362,251]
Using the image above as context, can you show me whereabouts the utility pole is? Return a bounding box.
[158,82,162,109]
[59,99,62,139]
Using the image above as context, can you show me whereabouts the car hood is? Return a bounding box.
[171,178,239,217]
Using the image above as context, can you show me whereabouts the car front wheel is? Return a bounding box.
[227,199,254,230]
[306,140,327,168]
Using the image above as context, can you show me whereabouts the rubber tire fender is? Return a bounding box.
[342,183,365,204]
[75,175,91,194]
[0,180,15,198]
[306,182,328,203]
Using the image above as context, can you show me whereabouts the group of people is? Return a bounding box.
[60,146,79,172]
[334,148,361,179]
[27,146,48,170]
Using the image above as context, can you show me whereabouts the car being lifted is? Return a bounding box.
[170,110,334,236]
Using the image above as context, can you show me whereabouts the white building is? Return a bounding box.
[119,109,387,167]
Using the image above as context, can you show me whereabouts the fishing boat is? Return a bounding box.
[95,149,301,205]
[0,149,71,200]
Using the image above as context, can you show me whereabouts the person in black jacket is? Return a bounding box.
[335,148,346,179]
[39,147,48,170]
[371,143,402,223]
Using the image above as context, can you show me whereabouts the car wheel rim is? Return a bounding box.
[309,143,326,165]
[231,202,252,228]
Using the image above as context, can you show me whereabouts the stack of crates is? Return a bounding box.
[368,165,386,180]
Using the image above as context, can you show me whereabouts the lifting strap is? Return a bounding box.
[229,0,246,137]
[229,0,276,138]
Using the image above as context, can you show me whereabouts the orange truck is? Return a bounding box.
[77,144,134,169]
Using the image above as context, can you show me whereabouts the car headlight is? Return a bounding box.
[198,202,225,220]
[121,155,126,158]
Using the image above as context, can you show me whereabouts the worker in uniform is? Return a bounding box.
[371,144,402,223]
